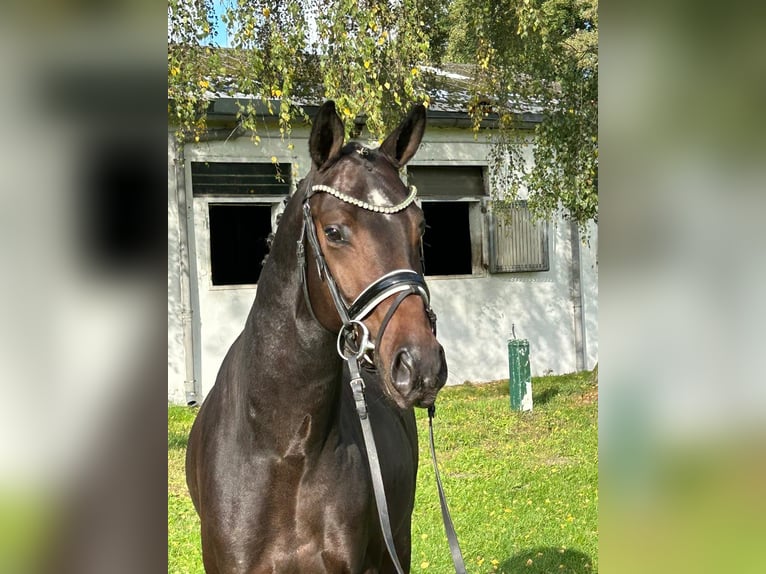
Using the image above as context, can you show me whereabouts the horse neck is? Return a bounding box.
[239,184,344,452]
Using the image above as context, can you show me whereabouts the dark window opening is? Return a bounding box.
[209,204,272,285]
[421,202,472,276]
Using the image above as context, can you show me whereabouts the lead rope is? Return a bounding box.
[350,360,468,574]
[428,405,468,574]
[338,294,467,574]
[342,322,466,574]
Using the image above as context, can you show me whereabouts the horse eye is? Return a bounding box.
[323,225,345,243]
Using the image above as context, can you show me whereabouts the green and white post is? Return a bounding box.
[508,332,533,412]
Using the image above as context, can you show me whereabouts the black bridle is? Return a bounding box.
[296,176,467,574]
[298,182,436,367]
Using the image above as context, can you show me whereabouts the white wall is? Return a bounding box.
[167,134,187,404]
[430,220,578,385]
[182,130,314,399]
[167,122,599,402]
[580,222,599,370]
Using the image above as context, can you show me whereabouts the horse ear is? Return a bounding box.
[309,101,345,171]
[379,104,427,167]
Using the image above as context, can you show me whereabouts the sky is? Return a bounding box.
[206,1,319,50]
[210,0,232,47]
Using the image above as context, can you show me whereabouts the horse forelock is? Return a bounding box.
[316,142,409,206]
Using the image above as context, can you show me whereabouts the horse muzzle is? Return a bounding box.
[389,341,447,409]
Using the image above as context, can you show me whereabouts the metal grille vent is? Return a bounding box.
[490,201,549,272]
[407,166,486,197]
[191,162,290,196]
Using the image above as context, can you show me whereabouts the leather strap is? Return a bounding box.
[348,270,430,321]
[347,357,467,574]
[375,288,419,351]
[428,405,468,574]
[348,357,407,574]
[348,354,467,574]
[303,201,352,325]
[296,223,321,325]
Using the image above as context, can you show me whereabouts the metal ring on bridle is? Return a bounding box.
[337,320,371,361]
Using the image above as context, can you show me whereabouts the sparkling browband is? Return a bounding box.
[310,184,418,214]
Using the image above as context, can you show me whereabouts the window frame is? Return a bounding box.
[203,197,287,289]
[406,163,490,280]
[418,197,487,278]
[187,158,292,291]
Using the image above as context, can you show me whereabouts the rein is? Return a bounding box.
[298,180,467,574]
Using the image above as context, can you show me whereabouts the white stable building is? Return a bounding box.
[168,98,597,405]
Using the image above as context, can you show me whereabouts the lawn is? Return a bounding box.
[168,371,598,573]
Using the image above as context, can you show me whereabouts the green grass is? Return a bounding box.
[168,371,598,573]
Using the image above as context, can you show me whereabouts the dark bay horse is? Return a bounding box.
[186,101,448,573]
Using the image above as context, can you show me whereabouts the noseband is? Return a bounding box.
[297,182,436,365]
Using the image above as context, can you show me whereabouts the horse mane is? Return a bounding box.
[262,196,290,266]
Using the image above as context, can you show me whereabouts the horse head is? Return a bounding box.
[301,101,447,409]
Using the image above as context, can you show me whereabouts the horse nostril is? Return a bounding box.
[392,349,414,390]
